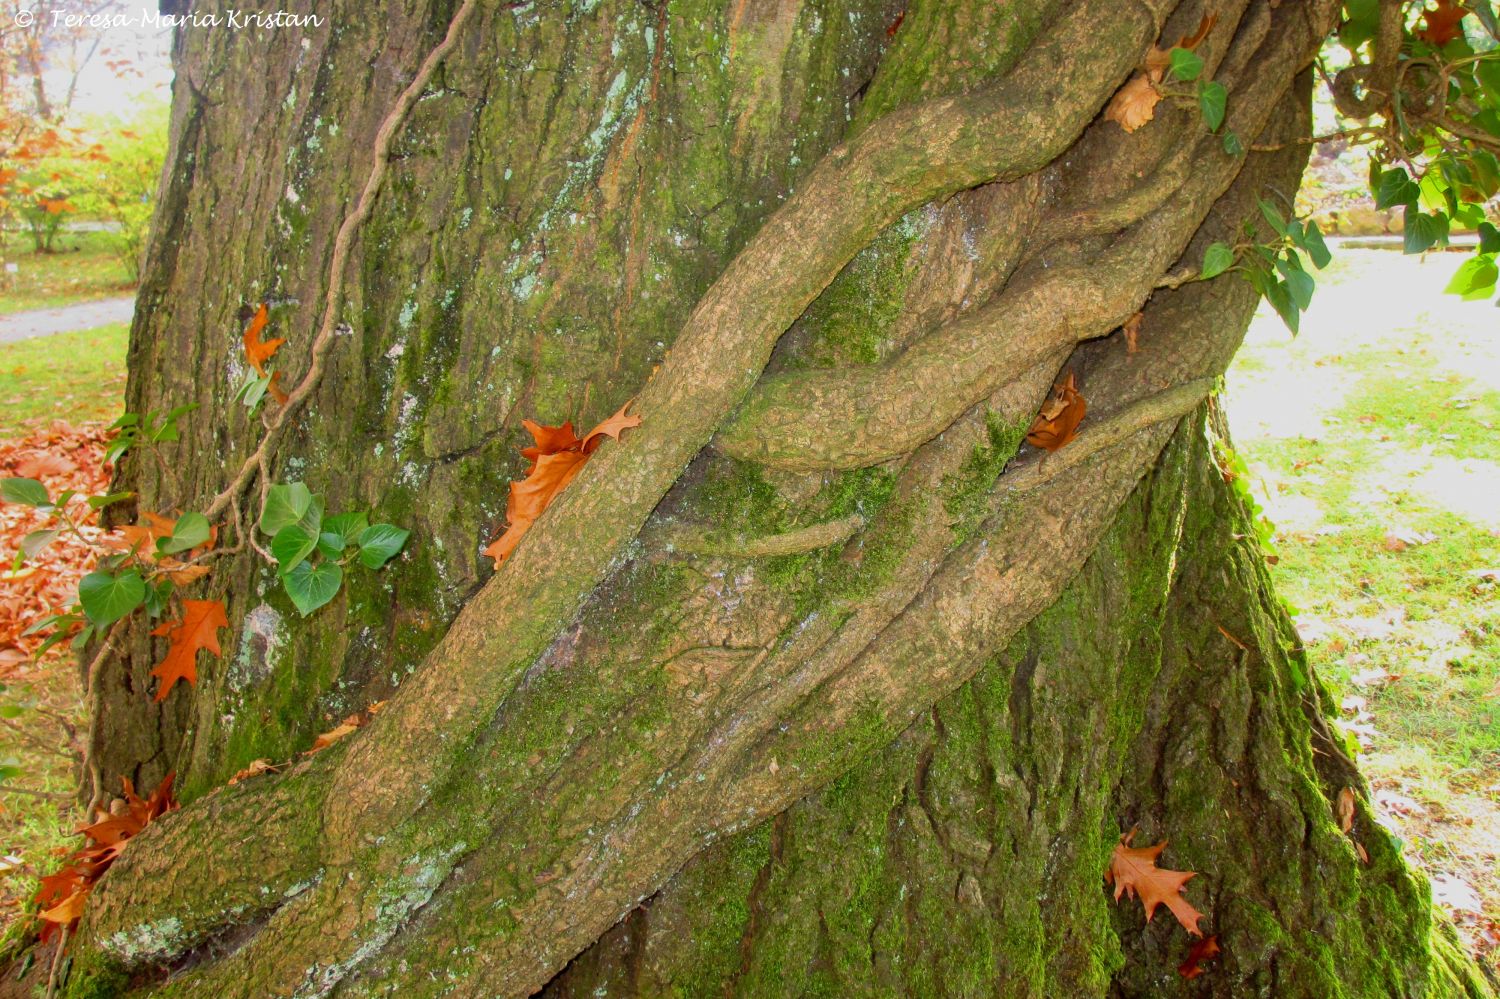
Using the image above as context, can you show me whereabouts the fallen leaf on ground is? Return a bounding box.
[1374,788,1427,817]
[0,422,112,672]
[1382,528,1436,551]
[14,452,76,478]
[34,773,177,939]
[1431,873,1483,914]
[1026,372,1086,452]
[1178,935,1221,979]
[242,303,284,376]
[1349,666,1398,687]
[1104,827,1204,936]
[148,599,228,701]
[483,401,641,567]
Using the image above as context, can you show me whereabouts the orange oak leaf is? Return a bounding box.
[34,773,176,938]
[39,885,89,926]
[268,370,290,405]
[483,401,641,568]
[1105,74,1162,132]
[148,599,228,701]
[1179,935,1221,979]
[105,513,217,578]
[1416,0,1467,45]
[104,510,177,554]
[1026,371,1087,452]
[242,303,284,376]
[1104,828,1204,936]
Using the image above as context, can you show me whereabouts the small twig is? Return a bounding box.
[83,619,127,700]
[1249,125,1382,152]
[0,784,71,801]
[1154,267,1198,290]
[0,717,72,760]
[44,923,68,999]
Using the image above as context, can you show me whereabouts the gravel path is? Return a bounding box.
[0,296,135,344]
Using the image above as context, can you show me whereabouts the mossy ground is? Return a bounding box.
[1223,247,1500,975]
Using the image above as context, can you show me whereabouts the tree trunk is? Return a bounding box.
[61,0,1495,996]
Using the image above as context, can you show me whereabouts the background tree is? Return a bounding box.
[11,0,1500,995]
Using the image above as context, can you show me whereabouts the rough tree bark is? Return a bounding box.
[55,0,1494,996]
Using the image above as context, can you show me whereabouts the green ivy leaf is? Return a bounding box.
[1280,261,1316,311]
[282,560,343,617]
[260,482,316,536]
[0,478,50,508]
[1339,0,1380,47]
[1374,168,1420,210]
[22,612,76,637]
[1168,47,1203,82]
[236,374,271,410]
[271,524,319,575]
[87,491,134,511]
[1444,255,1499,301]
[20,530,59,559]
[158,511,211,555]
[143,579,175,618]
[1257,198,1288,236]
[317,532,347,560]
[1197,80,1227,131]
[322,512,370,551]
[357,525,410,570]
[78,569,146,627]
[1479,221,1500,255]
[1403,209,1449,254]
[1221,130,1244,156]
[1266,281,1300,335]
[1301,221,1332,269]
[1476,54,1500,103]
[1200,242,1235,279]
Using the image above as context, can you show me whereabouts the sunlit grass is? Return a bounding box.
[0,323,129,436]
[1225,246,1500,968]
[0,230,135,315]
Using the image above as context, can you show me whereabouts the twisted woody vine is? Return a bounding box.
[0,0,1496,986]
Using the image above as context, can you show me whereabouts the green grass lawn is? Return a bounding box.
[0,323,129,436]
[1225,247,1500,965]
[0,230,135,314]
